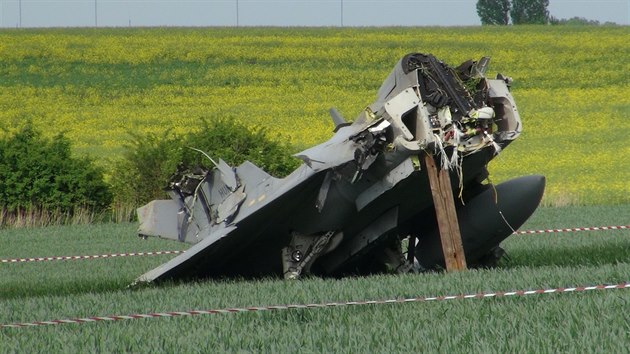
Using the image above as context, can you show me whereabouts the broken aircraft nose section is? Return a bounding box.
[135,52,544,283]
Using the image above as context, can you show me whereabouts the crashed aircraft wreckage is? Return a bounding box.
[136,53,545,283]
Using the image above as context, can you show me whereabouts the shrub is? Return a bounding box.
[108,130,183,209]
[110,119,301,207]
[0,124,112,215]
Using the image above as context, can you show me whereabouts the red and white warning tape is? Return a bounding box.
[0,250,184,264]
[1,281,627,329]
[514,225,629,235]
[1,224,627,264]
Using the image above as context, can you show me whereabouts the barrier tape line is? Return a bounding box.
[515,225,629,235]
[1,224,628,264]
[2,282,628,329]
[0,250,184,264]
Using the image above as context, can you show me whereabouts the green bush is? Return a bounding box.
[0,124,112,214]
[110,119,301,207]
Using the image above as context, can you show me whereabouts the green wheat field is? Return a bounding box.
[1,205,629,351]
[0,26,629,351]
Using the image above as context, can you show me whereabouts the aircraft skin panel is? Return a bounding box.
[137,200,180,241]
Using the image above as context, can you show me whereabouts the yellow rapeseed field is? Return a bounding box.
[0,26,628,205]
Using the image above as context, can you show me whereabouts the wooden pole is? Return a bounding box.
[423,152,467,271]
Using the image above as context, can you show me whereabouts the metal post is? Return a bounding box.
[340,0,343,27]
[18,0,21,27]
[236,0,239,27]
[95,0,97,27]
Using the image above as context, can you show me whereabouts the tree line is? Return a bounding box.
[476,0,617,25]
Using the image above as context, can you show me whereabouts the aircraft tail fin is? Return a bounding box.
[329,108,349,131]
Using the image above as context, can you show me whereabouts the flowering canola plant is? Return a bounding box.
[0,26,628,205]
